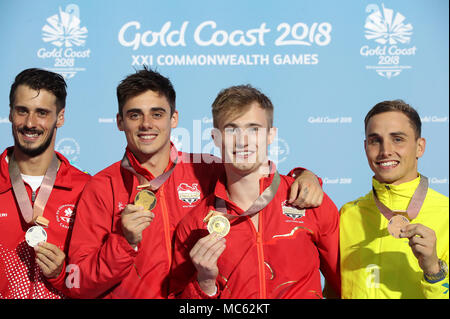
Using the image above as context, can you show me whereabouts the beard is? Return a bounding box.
[13,123,56,158]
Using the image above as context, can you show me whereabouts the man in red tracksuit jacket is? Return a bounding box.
[169,85,341,299]
[0,68,90,299]
[67,67,323,298]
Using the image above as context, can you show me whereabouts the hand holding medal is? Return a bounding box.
[34,241,66,279]
[399,222,442,277]
[121,187,156,247]
[9,153,67,278]
[204,210,230,237]
[188,211,228,296]
[25,216,49,247]
[119,151,177,247]
[387,214,410,238]
[373,176,429,239]
[25,224,48,247]
[134,187,157,211]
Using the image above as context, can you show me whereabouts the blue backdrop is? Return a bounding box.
[0,0,448,210]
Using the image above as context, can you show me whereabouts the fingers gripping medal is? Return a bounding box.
[25,217,49,248]
[373,176,428,239]
[134,189,157,211]
[26,226,47,247]
[205,210,230,237]
[387,215,410,238]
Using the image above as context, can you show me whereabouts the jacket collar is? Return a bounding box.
[213,161,278,214]
[371,174,422,211]
[0,146,73,194]
[124,142,179,182]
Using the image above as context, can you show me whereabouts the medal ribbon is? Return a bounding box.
[372,175,429,221]
[120,149,178,191]
[213,164,281,220]
[8,152,59,224]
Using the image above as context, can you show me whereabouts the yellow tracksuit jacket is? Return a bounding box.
[340,175,449,299]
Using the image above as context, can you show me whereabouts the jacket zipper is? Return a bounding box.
[256,181,266,299]
[376,184,392,299]
[256,231,266,298]
[158,185,172,267]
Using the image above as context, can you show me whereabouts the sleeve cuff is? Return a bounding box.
[45,260,67,286]
[423,274,447,284]
[287,167,323,187]
[193,279,220,299]
[287,167,305,178]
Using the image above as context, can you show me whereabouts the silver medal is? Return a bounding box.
[25,225,47,247]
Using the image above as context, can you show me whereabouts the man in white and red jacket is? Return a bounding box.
[0,68,90,299]
[67,67,323,298]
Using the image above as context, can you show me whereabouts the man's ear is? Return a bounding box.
[267,127,277,145]
[116,113,124,131]
[56,108,65,128]
[171,110,179,129]
[416,137,426,159]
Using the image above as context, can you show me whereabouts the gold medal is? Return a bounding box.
[134,189,157,210]
[387,214,410,238]
[207,214,230,237]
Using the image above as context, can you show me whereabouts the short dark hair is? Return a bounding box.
[212,84,274,128]
[364,99,422,139]
[116,66,176,116]
[9,68,67,112]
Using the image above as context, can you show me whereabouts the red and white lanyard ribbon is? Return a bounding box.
[8,152,59,225]
[213,167,281,221]
[120,152,178,191]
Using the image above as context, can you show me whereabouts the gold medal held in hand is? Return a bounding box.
[134,189,157,210]
[206,212,230,237]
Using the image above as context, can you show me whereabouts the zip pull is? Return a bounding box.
[31,191,36,202]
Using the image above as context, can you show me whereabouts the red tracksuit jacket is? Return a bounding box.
[170,168,341,299]
[67,147,223,298]
[0,147,90,299]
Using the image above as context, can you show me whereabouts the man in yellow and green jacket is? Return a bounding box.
[339,100,449,299]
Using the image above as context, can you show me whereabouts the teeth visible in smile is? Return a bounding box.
[24,133,39,137]
[235,151,252,156]
[380,161,398,167]
[140,135,156,140]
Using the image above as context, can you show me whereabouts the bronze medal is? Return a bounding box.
[134,189,157,211]
[387,214,410,238]
[373,176,429,239]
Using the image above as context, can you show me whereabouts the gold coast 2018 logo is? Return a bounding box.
[37,4,91,79]
[360,3,416,79]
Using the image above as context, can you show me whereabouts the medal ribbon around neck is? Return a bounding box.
[120,151,178,192]
[8,152,59,226]
[210,165,281,222]
[372,175,429,221]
